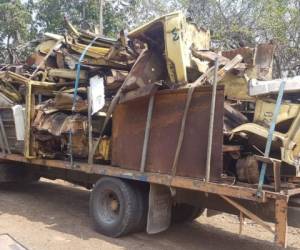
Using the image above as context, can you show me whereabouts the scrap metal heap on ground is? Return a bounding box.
[0,11,300,187]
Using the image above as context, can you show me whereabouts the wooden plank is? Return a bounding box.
[220,195,274,233]
[191,49,229,65]
[285,188,300,196]
[254,155,281,165]
[191,54,243,87]
[273,161,281,192]
[274,198,288,248]
[222,145,241,152]
[47,69,87,80]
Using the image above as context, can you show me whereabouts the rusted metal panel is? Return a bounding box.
[112,86,224,180]
[222,47,254,65]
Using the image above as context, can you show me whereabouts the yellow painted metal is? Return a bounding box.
[219,72,255,101]
[70,43,109,59]
[254,99,300,126]
[233,99,300,170]
[36,39,58,54]
[24,83,35,158]
[232,123,288,147]
[253,99,300,167]
[98,137,110,161]
[285,111,300,167]
[128,11,210,84]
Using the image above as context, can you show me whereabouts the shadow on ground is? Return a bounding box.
[0,181,296,250]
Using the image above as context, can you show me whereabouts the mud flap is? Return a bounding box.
[147,184,172,234]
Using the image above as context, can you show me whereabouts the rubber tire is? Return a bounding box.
[132,185,148,232]
[90,177,139,237]
[171,203,204,224]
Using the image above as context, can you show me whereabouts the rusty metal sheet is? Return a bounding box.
[121,49,166,93]
[254,43,275,80]
[222,47,254,65]
[255,44,275,69]
[32,111,87,136]
[112,86,224,180]
[32,111,88,158]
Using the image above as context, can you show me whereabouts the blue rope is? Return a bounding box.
[257,79,286,196]
[69,36,98,166]
[72,36,98,111]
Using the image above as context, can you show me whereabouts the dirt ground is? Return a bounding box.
[0,179,299,250]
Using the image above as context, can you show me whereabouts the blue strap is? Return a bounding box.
[257,79,286,196]
[69,36,98,166]
[72,36,98,111]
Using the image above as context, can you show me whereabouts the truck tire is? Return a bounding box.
[172,203,204,224]
[133,185,148,232]
[90,177,139,237]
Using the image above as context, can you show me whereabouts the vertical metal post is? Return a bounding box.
[24,83,34,158]
[275,198,288,248]
[257,79,286,195]
[88,87,93,165]
[140,93,155,172]
[171,86,195,176]
[205,56,219,182]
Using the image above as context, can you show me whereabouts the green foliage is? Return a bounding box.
[0,0,31,62]
[0,0,299,75]
[0,0,31,42]
[184,0,300,75]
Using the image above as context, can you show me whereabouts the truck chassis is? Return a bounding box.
[0,152,299,248]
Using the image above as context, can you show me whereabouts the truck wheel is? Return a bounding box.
[90,177,139,237]
[133,185,148,232]
[172,203,204,224]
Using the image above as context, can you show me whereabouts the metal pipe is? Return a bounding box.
[88,87,93,165]
[140,93,155,172]
[205,56,219,182]
[257,78,286,196]
[171,86,195,176]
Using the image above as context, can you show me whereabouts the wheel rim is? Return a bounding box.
[98,189,121,224]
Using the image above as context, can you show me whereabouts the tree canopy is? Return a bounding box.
[0,0,299,75]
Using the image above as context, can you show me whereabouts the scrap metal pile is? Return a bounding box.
[0,18,136,160]
[0,12,299,184]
